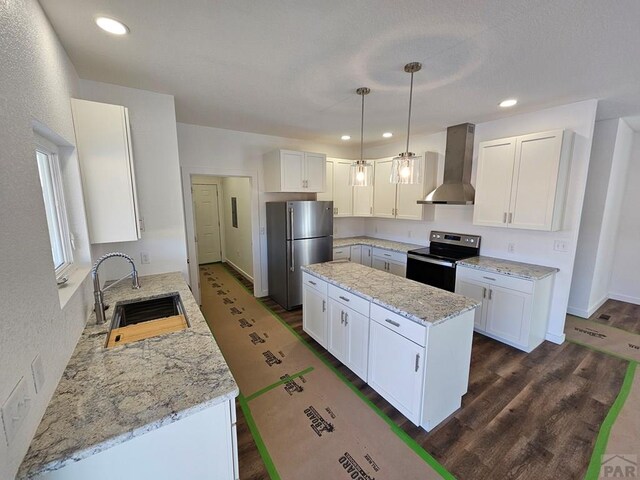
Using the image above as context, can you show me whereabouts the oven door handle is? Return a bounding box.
[407,254,455,268]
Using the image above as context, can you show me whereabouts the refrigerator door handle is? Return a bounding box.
[289,207,295,272]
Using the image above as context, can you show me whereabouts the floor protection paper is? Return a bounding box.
[200,263,447,480]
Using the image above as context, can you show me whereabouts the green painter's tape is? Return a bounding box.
[238,393,281,480]
[585,361,637,480]
[245,366,315,402]
[221,265,454,479]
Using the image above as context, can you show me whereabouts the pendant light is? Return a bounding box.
[391,62,423,184]
[349,87,373,187]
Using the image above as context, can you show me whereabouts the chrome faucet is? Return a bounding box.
[92,252,141,324]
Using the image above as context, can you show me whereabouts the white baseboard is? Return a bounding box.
[566,295,609,319]
[608,292,640,306]
[545,331,566,344]
[223,258,254,284]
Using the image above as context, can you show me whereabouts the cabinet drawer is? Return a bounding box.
[333,247,351,260]
[372,248,406,264]
[302,272,327,294]
[370,304,426,347]
[328,285,370,316]
[456,266,533,294]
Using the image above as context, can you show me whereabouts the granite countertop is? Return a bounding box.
[457,256,559,280]
[333,236,423,254]
[302,262,479,326]
[18,272,238,479]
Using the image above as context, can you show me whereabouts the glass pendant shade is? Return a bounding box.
[349,161,373,186]
[390,153,422,184]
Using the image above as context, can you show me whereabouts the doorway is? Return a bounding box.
[193,183,222,264]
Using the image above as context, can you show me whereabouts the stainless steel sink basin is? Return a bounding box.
[110,293,188,329]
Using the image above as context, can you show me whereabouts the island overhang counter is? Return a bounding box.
[301,260,480,431]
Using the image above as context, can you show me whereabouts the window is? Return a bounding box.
[35,136,73,278]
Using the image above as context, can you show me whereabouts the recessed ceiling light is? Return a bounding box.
[341,135,351,140]
[499,98,518,108]
[95,16,129,35]
[382,132,393,138]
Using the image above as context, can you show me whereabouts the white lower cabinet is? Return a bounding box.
[302,271,475,432]
[302,280,328,346]
[350,245,362,264]
[360,246,373,267]
[332,247,351,261]
[37,399,238,480]
[455,265,554,352]
[368,319,424,424]
[371,248,407,277]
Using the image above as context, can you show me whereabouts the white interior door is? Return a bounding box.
[193,184,222,264]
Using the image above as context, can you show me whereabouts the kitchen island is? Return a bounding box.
[18,272,239,480]
[301,260,480,431]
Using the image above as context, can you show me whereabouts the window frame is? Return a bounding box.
[35,134,74,279]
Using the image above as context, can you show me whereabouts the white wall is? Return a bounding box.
[177,123,353,299]
[569,119,634,316]
[609,133,640,304]
[77,80,188,281]
[221,177,253,279]
[345,101,599,343]
[0,2,94,477]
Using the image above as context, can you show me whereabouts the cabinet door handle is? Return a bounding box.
[482,287,487,298]
[503,212,507,223]
[488,289,493,300]
[344,312,348,326]
[508,212,513,224]
[385,318,400,328]
[322,300,326,312]
[339,295,350,302]
[289,207,295,272]
[340,310,344,324]
[415,353,420,372]
[370,206,373,214]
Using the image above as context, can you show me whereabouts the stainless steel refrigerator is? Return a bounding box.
[266,201,333,310]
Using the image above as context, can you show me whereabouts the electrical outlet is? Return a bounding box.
[138,217,145,232]
[1,377,32,445]
[31,355,45,393]
[140,252,150,264]
[508,242,515,253]
[260,227,266,235]
[408,230,413,238]
[554,240,569,252]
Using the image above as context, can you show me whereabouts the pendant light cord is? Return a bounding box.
[360,91,365,163]
[405,70,413,155]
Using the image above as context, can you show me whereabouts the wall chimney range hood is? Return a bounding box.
[419,123,476,205]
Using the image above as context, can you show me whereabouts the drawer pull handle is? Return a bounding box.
[308,280,316,285]
[385,318,401,328]
[384,253,391,257]
[483,276,496,281]
[339,296,350,302]
[415,353,420,372]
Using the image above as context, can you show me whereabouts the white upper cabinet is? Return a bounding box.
[71,98,141,244]
[263,149,326,192]
[316,160,333,202]
[474,130,574,231]
[353,183,373,216]
[332,160,353,216]
[372,154,437,221]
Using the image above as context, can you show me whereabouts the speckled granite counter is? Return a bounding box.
[457,256,558,280]
[302,261,479,326]
[18,272,238,479]
[333,236,423,254]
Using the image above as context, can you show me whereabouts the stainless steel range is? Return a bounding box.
[406,231,481,292]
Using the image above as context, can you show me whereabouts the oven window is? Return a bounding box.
[406,259,457,292]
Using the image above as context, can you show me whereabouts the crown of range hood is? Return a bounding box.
[418,123,476,205]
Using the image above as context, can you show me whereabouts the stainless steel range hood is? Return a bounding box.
[419,123,475,205]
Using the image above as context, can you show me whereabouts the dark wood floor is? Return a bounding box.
[214,265,629,480]
[590,299,640,334]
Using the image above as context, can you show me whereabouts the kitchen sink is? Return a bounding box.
[106,293,189,348]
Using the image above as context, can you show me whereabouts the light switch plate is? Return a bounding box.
[1,377,32,445]
[554,240,569,252]
[140,252,150,264]
[31,355,45,394]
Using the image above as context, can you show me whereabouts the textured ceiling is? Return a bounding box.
[40,0,640,145]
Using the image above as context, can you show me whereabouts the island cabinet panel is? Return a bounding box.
[327,298,369,382]
[37,399,238,480]
[302,284,328,347]
[368,319,424,425]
